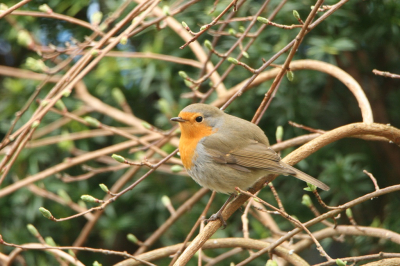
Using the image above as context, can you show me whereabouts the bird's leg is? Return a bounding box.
[206,194,235,229]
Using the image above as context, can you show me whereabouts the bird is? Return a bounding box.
[171,103,329,226]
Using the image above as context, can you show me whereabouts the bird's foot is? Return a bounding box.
[205,211,227,229]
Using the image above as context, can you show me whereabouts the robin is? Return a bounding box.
[171,103,329,226]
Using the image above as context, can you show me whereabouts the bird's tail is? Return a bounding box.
[282,163,330,191]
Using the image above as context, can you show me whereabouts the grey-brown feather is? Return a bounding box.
[180,104,329,193]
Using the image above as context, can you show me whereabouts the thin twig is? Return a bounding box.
[0,0,32,19]
[363,170,380,191]
[0,237,155,266]
[289,121,326,134]
[236,188,333,263]
[180,0,238,49]
[251,0,325,123]
[372,69,400,79]
[268,183,285,211]
[312,190,341,210]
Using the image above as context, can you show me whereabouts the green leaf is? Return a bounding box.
[332,38,356,51]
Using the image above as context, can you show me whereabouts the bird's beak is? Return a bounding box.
[170,117,186,122]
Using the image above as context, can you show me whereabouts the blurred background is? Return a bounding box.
[0,0,400,265]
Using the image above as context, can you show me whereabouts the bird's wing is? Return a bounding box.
[203,136,330,191]
[203,136,292,174]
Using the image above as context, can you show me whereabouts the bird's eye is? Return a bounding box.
[195,116,203,122]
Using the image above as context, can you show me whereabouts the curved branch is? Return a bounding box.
[212,60,373,123]
[173,122,400,265]
[281,123,399,166]
[0,0,31,19]
[362,258,400,266]
[116,238,309,266]
[292,225,400,252]
[5,243,84,266]
[315,254,400,266]
[9,11,103,34]
[293,60,373,123]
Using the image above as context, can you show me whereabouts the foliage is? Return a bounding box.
[0,0,400,265]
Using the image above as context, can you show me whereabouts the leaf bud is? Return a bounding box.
[112,154,125,163]
[227,57,239,65]
[25,57,48,72]
[27,224,39,236]
[31,120,40,129]
[39,207,53,220]
[81,195,98,203]
[301,194,312,207]
[84,116,101,128]
[178,71,188,79]
[90,11,103,26]
[62,89,71,97]
[17,30,34,48]
[204,40,213,50]
[162,5,170,16]
[161,195,171,207]
[120,36,128,45]
[266,260,278,266]
[55,100,66,111]
[304,183,317,192]
[257,16,269,24]
[286,70,294,81]
[275,126,283,142]
[45,236,56,246]
[336,259,347,266]
[111,88,126,104]
[99,183,109,193]
[293,10,301,21]
[228,28,237,36]
[127,233,139,244]
[345,208,353,218]
[39,4,52,14]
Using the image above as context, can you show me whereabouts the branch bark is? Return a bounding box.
[173,122,400,265]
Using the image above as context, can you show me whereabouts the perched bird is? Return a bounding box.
[171,103,329,226]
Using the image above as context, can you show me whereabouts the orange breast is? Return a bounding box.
[179,137,200,169]
[178,122,215,169]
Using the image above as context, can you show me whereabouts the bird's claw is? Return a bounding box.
[205,212,227,229]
